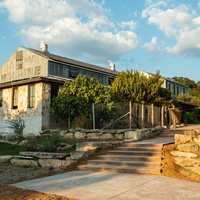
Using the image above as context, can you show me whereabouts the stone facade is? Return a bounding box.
[0,82,51,135]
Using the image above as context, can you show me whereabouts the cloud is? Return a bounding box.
[142,1,200,56]
[144,37,160,52]
[0,0,139,63]
[119,20,136,30]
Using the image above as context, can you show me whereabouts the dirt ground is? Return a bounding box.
[0,131,200,199]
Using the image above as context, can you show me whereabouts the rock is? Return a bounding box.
[38,159,73,168]
[18,140,28,146]
[63,132,74,139]
[86,132,99,139]
[70,151,93,160]
[184,130,197,137]
[115,133,124,139]
[170,150,197,158]
[177,144,199,153]
[194,136,200,145]
[74,132,86,139]
[76,142,111,152]
[174,157,200,167]
[10,158,38,167]
[0,155,13,163]
[124,130,141,140]
[184,166,200,175]
[174,134,193,145]
[19,152,68,159]
[99,133,113,139]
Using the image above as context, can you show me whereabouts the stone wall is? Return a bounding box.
[171,130,200,177]
[0,126,163,169]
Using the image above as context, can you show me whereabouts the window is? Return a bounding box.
[177,86,179,95]
[0,90,2,107]
[183,88,185,94]
[12,87,18,109]
[51,85,59,107]
[108,77,114,85]
[16,50,23,69]
[28,85,35,108]
[69,68,78,78]
[173,85,176,95]
[168,83,171,90]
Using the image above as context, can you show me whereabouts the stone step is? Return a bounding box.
[115,146,162,151]
[97,155,161,162]
[87,160,161,168]
[107,150,161,156]
[121,143,163,148]
[77,164,161,175]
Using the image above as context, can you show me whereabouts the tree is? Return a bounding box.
[111,70,172,106]
[51,75,114,122]
[171,77,197,89]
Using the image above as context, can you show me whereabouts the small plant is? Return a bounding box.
[6,116,25,139]
[37,132,62,152]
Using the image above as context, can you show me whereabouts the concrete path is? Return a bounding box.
[12,170,200,200]
[11,126,200,200]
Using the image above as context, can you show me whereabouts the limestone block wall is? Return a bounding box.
[171,130,200,177]
[0,82,47,135]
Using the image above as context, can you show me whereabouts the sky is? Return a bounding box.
[0,0,200,82]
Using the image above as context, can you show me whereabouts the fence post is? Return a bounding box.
[129,101,132,130]
[142,104,144,128]
[161,106,164,127]
[151,104,154,128]
[92,103,95,129]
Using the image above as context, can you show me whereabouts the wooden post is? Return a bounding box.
[152,104,154,128]
[129,101,132,130]
[92,103,95,129]
[161,106,164,127]
[142,104,144,128]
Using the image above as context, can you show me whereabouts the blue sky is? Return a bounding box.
[0,0,200,81]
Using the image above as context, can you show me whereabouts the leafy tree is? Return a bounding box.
[171,77,197,89]
[51,75,114,122]
[111,70,172,106]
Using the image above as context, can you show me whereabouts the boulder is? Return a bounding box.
[70,151,93,160]
[86,132,99,139]
[38,159,73,168]
[74,132,86,139]
[174,134,193,145]
[0,155,13,163]
[177,144,199,153]
[10,158,38,167]
[124,130,141,140]
[170,150,197,158]
[99,133,113,139]
[174,157,200,167]
[194,136,200,145]
[63,132,74,139]
[184,130,197,137]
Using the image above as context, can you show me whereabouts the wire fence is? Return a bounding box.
[51,101,180,130]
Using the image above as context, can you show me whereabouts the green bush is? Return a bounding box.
[37,133,62,152]
[184,111,199,124]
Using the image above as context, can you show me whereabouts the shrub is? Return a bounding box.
[37,133,62,152]
[6,116,25,139]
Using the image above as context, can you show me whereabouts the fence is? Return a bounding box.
[50,102,181,130]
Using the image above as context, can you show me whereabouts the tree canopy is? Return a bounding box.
[111,70,172,106]
[51,75,114,122]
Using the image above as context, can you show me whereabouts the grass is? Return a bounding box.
[0,142,22,155]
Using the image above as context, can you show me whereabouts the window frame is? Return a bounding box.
[12,87,18,109]
[28,84,35,108]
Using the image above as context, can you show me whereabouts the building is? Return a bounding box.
[139,70,189,98]
[0,45,118,135]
